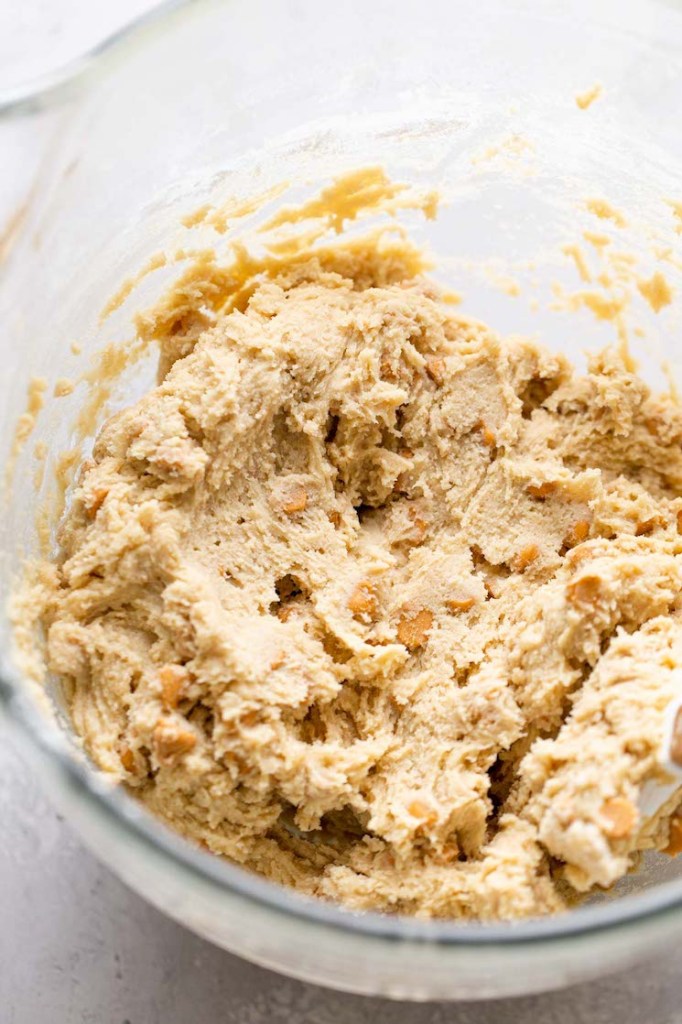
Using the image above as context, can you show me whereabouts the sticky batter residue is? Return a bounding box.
[575,83,603,110]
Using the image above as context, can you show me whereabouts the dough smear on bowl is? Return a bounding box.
[24,198,682,920]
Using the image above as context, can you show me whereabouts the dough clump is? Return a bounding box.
[31,235,682,920]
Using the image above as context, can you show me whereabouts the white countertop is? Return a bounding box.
[2,3,682,1021]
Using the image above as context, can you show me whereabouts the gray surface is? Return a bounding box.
[1,726,681,1024]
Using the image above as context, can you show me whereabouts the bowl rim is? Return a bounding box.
[0,0,196,118]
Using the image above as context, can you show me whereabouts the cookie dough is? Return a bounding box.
[28,222,682,920]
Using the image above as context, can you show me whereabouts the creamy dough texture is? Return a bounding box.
[26,193,682,920]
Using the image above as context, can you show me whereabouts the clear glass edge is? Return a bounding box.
[0,0,199,118]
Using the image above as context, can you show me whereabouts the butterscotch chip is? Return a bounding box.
[527,482,557,500]
[446,596,475,612]
[281,484,308,514]
[348,580,379,621]
[513,544,539,572]
[397,609,433,651]
[564,519,591,549]
[601,797,638,839]
[669,707,682,767]
[677,508,682,535]
[425,356,446,386]
[327,509,341,527]
[376,352,413,385]
[635,516,660,537]
[159,664,188,709]
[411,518,428,541]
[153,721,197,763]
[120,746,136,773]
[380,353,399,380]
[566,544,593,568]
[477,421,496,448]
[138,505,156,530]
[405,505,428,546]
[664,814,682,856]
[84,487,109,518]
[399,447,414,459]
[567,573,602,604]
[408,798,438,824]
[393,473,410,495]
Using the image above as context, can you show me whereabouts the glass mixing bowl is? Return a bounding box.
[3,0,682,1000]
